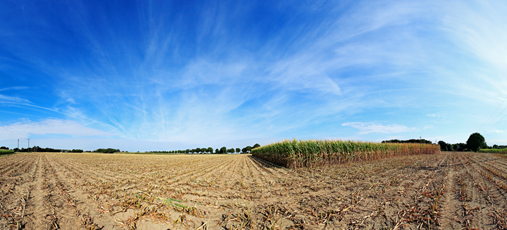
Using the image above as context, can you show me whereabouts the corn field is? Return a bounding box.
[251,139,441,168]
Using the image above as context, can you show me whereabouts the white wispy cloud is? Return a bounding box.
[442,1,507,71]
[0,119,115,141]
[423,125,434,130]
[342,122,417,135]
[433,0,507,104]
[0,94,31,103]
[488,130,505,134]
[0,86,29,92]
[427,114,444,118]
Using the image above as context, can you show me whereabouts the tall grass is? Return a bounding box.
[479,149,507,154]
[251,139,440,168]
[0,149,15,155]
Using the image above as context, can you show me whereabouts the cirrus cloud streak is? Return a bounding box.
[342,122,417,135]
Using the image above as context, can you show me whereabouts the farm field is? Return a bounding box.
[1,152,507,229]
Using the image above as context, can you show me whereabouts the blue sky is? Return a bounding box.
[1,0,506,151]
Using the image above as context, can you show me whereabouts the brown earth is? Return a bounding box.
[1,152,507,229]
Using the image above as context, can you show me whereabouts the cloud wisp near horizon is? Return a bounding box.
[1,0,506,151]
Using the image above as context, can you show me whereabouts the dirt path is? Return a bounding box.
[439,155,459,229]
[24,155,46,230]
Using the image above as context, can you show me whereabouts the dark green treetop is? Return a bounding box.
[466,132,487,152]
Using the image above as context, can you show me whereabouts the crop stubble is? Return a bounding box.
[1,152,507,229]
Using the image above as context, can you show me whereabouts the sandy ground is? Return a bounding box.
[1,152,507,229]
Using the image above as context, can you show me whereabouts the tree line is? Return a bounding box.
[143,143,261,155]
[436,132,505,152]
[437,141,467,152]
[436,132,488,152]
[93,148,120,153]
[0,146,120,153]
[0,143,262,155]
[383,132,502,153]
[2,146,84,153]
[382,139,433,144]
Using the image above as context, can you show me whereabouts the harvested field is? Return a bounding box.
[1,152,507,229]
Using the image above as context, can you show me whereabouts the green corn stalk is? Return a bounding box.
[251,139,440,169]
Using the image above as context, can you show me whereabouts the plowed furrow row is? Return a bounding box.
[0,157,31,178]
[46,154,119,229]
[183,157,238,187]
[466,158,507,208]
[169,157,237,187]
[0,155,36,229]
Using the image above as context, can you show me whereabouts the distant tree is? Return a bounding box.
[94,148,119,153]
[185,149,190,154]
[196,148,201,154]
[467,132,487,152]
[455,143,467,151]
[253,143,261,149]
[382,139,400,143]
[382,139,433,144]
[215,148,219,154]
[228,148,235,153]
[246,146,252,153]
[438,141,448,151]
[235,148,240,154]
[220,147,227,154]
[0,146,8,150]
[241,147,248,154]
[207,147,213,154]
